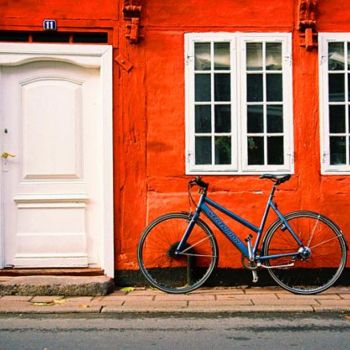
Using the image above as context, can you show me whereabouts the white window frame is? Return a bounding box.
[185,32,294,175]
[319,33,350,174]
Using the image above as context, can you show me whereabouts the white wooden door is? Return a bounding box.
[0,58,106,268]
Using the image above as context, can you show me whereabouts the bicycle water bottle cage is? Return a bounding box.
[260,174,291,185]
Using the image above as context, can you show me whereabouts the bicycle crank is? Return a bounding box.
[241,256,259,283]
[241,255,258,270]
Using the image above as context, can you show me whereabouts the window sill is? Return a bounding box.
[186,169,294,176]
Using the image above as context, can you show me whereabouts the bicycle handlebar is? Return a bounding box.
[188,176,209,190]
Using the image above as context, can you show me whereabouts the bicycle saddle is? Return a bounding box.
[260,174,291,185]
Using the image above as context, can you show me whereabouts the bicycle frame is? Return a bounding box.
[176,187,304,262]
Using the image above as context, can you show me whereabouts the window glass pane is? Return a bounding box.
[215,105,231,132]
[266,74,282,101]
[348,42,350,70]
[328,42,344,71]
[214,74,230,101]
[195,136,212,164]
[195,105,211,133]
[195,74,211,101]
[267,136,284,164]
[214,43,230,70]
[348,74,350,101]
[215,136,231,164]
[247,74,263,102]
[248,136,264,165]
[195,43,211,70]
[329,74,345,102]
[329,105,345,133]
[330,136,346,165]
[247,105,264,133]
[266,43,282,70]
[267,105,283,133]
[247,43,262,71]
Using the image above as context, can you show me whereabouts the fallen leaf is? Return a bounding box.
[31,301,54,307]
[120,287,135,293]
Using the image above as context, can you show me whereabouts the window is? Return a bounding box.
[185,33,293,174]
[319,34,350,174]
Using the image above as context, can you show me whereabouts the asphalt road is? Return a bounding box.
[0,313,349,350]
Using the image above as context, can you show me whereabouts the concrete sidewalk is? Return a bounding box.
[0,286,349,314]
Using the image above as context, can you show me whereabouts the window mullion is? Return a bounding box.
[263,42,268,166]
[346,41,350,166]
[211,41,215,165]
[230,39,235,170]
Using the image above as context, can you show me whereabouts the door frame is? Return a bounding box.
[0,43,114,277]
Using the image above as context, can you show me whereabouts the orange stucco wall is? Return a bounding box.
[1,0,350,272]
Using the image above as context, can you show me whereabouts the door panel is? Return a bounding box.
[22,77,82,179]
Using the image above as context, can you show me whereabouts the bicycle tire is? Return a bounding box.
[262,211,347,295]
[137,212,218,294]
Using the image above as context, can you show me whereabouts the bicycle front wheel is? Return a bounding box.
[263,211,347,295]
[137,212,218,294]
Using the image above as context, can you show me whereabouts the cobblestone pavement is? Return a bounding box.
[0,286,349,314]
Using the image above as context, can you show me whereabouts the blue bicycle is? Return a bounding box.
[138,175,348,295]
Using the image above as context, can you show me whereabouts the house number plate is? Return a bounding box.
[43,20,57,31]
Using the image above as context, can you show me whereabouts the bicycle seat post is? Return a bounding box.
[270,182,277,199]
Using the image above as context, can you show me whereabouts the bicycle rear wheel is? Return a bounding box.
[263,211,347,295]
[137,212,218,294]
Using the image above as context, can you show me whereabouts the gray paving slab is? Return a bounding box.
[0,286,349,314]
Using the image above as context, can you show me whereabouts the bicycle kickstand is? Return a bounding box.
[245,235,259,283]
[252,270,258,283]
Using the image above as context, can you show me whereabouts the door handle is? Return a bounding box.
[1,152,16,159]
